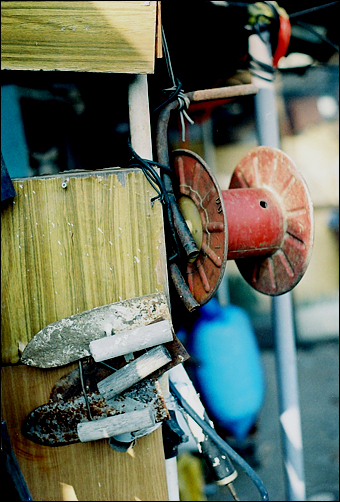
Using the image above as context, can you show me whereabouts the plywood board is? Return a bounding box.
[1,364,169,501]
[1,1,157,73]
[1,168,167,364]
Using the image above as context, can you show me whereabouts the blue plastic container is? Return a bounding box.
[187,298,265,440]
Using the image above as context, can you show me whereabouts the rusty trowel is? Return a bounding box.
[20,292,188,370]
[22,357,170,446]
[20,293,189,446]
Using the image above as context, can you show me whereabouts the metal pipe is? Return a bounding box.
[249,30,306,501]
[156,100,200,262]
[187,83,258,102]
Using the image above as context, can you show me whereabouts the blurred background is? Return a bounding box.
[1,1,339,500]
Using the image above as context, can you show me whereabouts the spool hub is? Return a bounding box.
[229,146,314,295]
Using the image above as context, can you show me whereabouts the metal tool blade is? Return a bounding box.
[22,358,169,446]
[20,292,172,368]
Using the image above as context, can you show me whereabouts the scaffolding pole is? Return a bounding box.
[249,30,307,501]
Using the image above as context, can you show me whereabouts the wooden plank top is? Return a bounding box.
[1,1,157,73]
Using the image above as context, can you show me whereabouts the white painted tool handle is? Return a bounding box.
[97,345,172,400]
[77,408,155,443]
[89,319,173,362]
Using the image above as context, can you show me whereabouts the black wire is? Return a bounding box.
[127,140,182,261]
[294,20,339,51]
[170,381,270,501]
[289,1,339,19]
[152,78,183,114]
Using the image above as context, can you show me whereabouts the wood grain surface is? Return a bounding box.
[1,167,169,500]
[1,169,167,364]
[1,364,169,501]
[1,1,157,73]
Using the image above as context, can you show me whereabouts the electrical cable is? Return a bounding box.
[153,26,194,141]
[152,78,183,114]
[289,1,339,19]
[170,381,270,501]
[127,139,182,261]
[294,20,339,51]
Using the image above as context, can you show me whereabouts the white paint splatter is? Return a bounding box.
[58,241,61,245]
[98,227,103,233]
[212,457,220,467]
[109,241,113,245]
[134,256,140,263]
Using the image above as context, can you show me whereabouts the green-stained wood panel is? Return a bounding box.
[1,1,157,73]
[1,168,167,364]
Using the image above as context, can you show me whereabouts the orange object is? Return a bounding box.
[273,10,291,68]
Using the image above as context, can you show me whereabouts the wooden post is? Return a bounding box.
[1,7,171,496]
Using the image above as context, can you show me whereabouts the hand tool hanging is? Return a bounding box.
[20,293,190,447]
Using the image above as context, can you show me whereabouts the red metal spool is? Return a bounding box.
[172,147,314,303]
[172,150,228,306]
